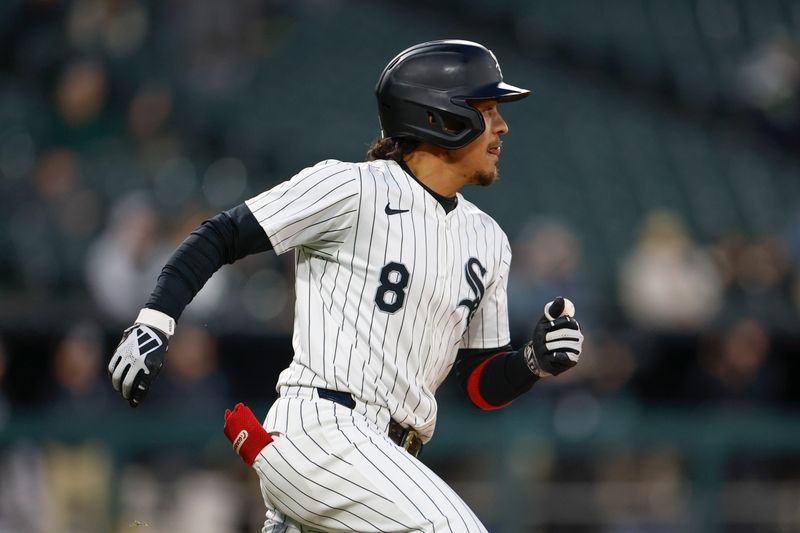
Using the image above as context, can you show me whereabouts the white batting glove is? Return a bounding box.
[108,308,175,408]
[523,297,584,378]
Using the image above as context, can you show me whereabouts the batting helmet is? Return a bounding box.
[375,40,530,150]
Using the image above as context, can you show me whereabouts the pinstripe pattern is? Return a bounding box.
[245,158,510,530]
[245,159,511,442]
[258,392,487,532]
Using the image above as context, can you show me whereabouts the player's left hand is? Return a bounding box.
[223,402,273,466]
[522,296,583,378]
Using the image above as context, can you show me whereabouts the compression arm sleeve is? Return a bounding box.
[145,203,272,320]
[453,346,539,410]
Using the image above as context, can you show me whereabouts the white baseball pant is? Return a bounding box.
[254,387,487,533]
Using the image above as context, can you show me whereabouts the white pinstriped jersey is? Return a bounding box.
[245,158,511,442]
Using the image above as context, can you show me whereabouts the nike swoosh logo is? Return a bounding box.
[385,202,410,215]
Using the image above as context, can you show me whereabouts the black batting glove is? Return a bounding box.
[108,309,175,408]
[522,297,584,378]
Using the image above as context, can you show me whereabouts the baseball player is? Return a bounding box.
[108,40,584,532]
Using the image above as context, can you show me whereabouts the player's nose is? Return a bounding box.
[494,111,509,136]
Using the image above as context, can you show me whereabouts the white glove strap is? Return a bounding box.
[522,342,551,378]
[135,308,175,338]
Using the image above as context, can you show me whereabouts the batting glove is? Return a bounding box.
[523,297,584,378]
[108,308,175,408]
[223,402,273,466]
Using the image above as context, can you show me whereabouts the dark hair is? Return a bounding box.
[366,137,419,163]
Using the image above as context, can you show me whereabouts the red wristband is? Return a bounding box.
[223,402,273,466]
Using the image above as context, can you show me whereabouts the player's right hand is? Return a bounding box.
[108,308,174,408]
[522,297,584,378]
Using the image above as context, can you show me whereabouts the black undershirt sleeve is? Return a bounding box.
[145,203,272,320]
[453,346,540,409]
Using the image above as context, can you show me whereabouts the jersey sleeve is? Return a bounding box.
[244,160,360,256]
[459,233,512,349]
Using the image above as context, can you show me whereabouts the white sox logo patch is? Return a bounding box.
[458,257,486,326]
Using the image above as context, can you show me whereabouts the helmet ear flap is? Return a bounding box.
[401,101,484,148]
[427,110,469,135]
[379,98,483,147]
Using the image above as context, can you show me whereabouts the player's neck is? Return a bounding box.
[403,149,465,198]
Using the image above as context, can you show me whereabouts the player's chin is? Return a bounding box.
[472,167,498,187]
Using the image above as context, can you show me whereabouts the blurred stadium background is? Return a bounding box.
[1,0,800,531]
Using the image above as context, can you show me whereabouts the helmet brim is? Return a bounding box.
[460,81,531,103]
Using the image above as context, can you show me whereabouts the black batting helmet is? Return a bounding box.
[375,40,530,150]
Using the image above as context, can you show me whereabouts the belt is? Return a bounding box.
[317,388,423,458]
